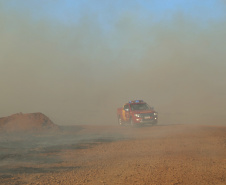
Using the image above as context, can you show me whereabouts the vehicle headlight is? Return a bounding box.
[154,112,158,116]
[134,114,141,117]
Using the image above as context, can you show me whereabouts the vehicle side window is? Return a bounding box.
[124,105,129,111]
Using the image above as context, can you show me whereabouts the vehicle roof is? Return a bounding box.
[124,102,146,106]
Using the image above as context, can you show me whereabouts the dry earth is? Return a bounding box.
[0,113,58,133]
[0,124,226,185]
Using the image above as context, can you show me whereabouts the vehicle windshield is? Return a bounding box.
[130,103,150,111]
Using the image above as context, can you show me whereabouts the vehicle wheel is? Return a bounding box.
[152,120,157,125]
[118,116,123,126]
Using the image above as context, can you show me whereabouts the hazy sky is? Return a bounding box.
[1,0,226,125]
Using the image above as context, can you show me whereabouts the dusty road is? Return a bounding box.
[0,124,226,185]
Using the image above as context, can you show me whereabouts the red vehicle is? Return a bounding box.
[117,100,158,126]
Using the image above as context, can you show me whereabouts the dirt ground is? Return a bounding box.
[0,124,226,185]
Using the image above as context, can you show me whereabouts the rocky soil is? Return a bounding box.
[0,124,225,185]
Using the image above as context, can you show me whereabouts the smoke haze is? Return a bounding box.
[1,1,226,125]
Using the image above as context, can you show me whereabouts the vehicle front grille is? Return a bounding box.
[141,113,154,117]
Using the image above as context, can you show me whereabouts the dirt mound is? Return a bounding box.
[0,112,59,133]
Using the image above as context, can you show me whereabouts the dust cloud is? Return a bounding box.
[0,1,226,125]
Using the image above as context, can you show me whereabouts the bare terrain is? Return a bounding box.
[0,123,226,185]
